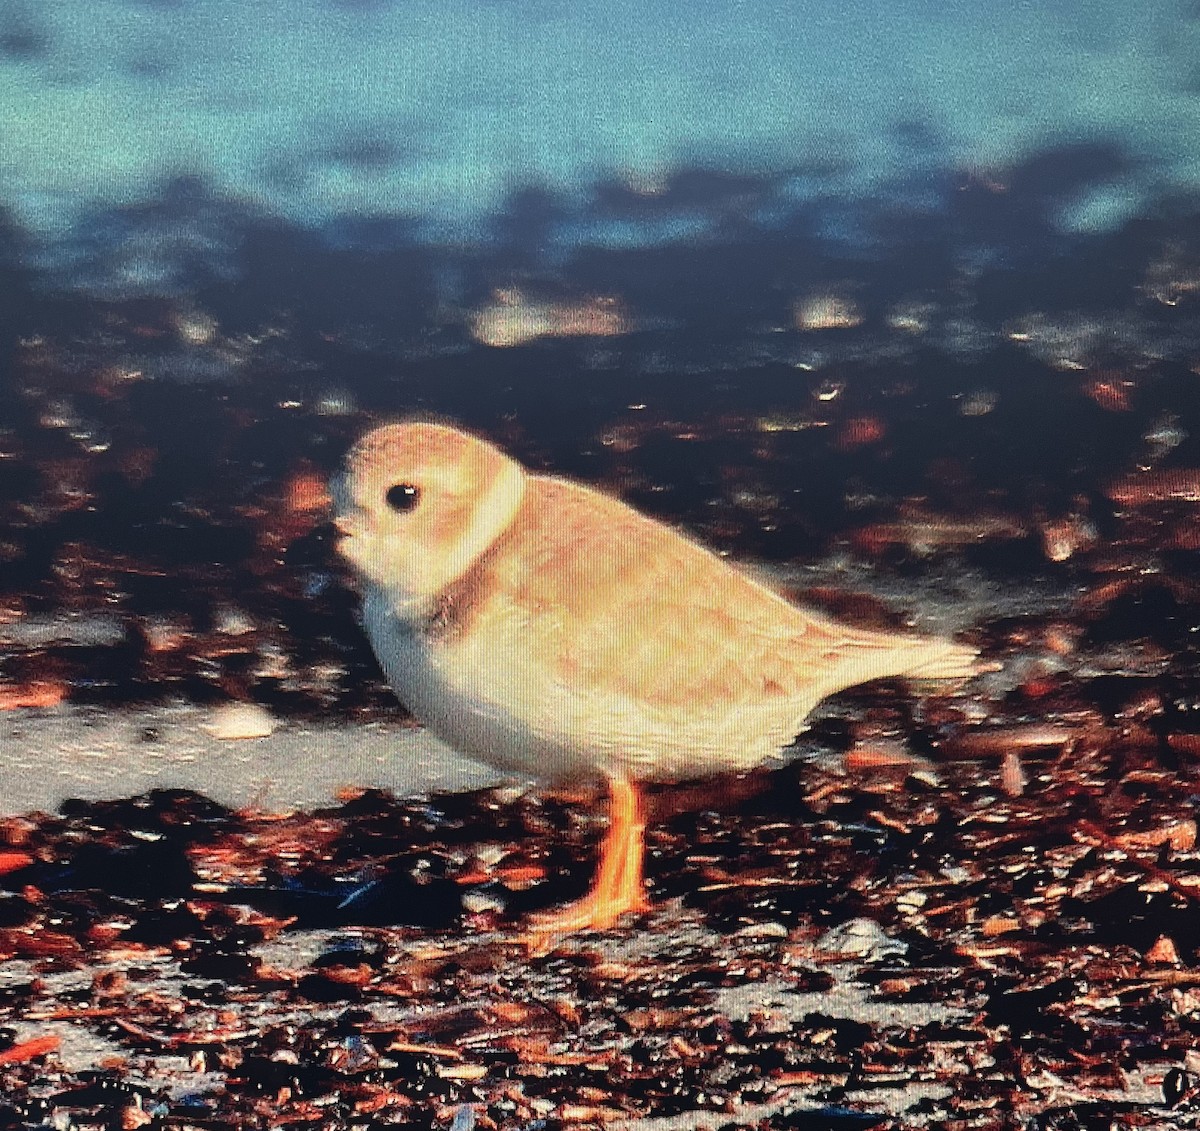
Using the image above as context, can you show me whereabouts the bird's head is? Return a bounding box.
[333,422,525,614]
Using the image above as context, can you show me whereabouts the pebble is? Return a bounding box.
[818,918,908,960]
[461,890,507,915]
[732,920,789,939]
[212,606,256,636]
[1000,749,1027,798]
[203,703,276,741]
[470,289,627,347]
[793,292,863,331]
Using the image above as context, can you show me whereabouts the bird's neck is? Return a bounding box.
[364,582,434,630]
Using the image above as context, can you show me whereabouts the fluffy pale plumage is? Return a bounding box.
[335,422,977,783]
[334,421,980,939]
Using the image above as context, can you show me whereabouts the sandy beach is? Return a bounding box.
[0,704,501,817]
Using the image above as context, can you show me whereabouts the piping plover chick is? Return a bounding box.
[334,422,980,943]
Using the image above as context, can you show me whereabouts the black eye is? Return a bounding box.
[385,483,420,512]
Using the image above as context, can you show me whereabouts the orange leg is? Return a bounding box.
[525,775,650,949]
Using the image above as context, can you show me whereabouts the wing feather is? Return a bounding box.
[453,476,975,718]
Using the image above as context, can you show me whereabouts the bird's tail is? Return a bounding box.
[815,624,987,705]
[898,636,984,682]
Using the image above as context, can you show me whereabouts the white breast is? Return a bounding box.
[361,586,587,779]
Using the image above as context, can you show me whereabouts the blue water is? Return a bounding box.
[2,0,1198,270]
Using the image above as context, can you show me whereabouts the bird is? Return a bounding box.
[332,421,981,944]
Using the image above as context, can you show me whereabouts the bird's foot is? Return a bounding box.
[522,886,650,955]
[521,774,649,954]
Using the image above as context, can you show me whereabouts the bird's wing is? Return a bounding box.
[475,476,974,715]
[570,552,938,713]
